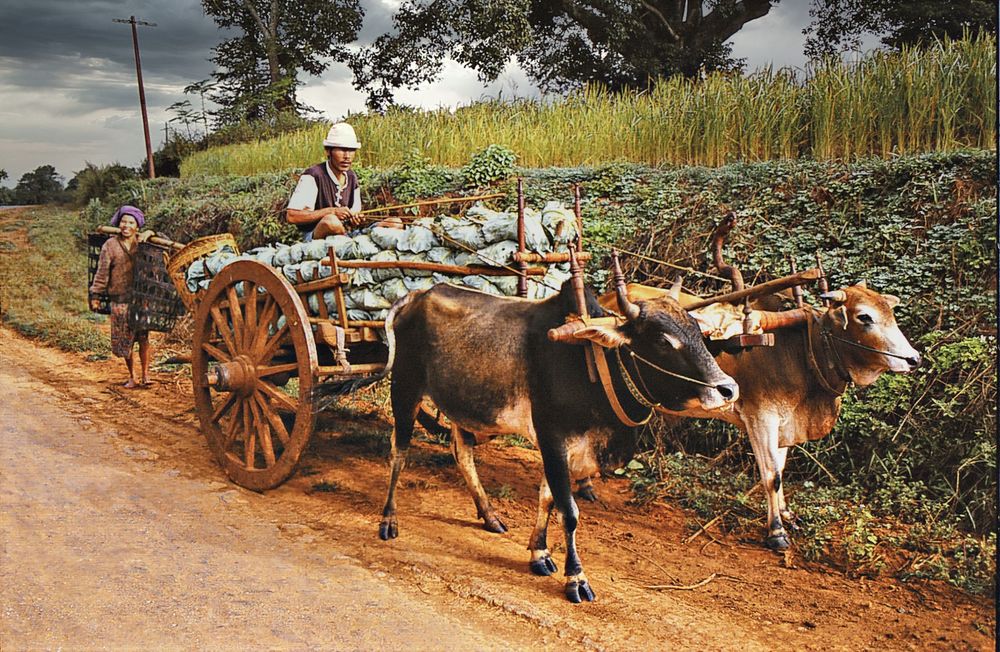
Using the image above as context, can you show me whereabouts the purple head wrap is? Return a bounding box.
[111,205,145,229]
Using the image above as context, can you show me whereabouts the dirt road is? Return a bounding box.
[0,327,994,650]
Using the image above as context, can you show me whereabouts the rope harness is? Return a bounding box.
[805,310,912,396]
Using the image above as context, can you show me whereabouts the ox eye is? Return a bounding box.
[857,313,874,325]
[660,333,682,349]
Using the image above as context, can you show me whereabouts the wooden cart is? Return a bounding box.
[167,184,592,490]
[101,191,820,492]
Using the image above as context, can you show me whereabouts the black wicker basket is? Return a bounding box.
[128,242,186,333]
[87,232,112,314]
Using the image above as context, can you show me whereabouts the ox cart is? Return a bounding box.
[91,188,824,493]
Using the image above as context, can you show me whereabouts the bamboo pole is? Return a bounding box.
[358,193,504,216]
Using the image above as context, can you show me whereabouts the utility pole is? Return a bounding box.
[113,15,157,179]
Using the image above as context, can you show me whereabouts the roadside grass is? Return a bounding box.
[0,206,110,355]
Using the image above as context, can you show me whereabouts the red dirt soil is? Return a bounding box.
[0,325,993,651]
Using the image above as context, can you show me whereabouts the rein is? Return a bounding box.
[822,331,915,360]
[805,314,851,396]
[590,342,722,428]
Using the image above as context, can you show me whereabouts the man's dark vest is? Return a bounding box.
[298,164,359,233]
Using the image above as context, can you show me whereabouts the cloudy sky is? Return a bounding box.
[0,1,853,188]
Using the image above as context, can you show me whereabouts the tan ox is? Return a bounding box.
[598,281,922,549]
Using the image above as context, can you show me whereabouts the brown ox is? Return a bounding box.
[598,280,922,549]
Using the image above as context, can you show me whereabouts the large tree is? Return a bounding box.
[351,0,779,109]
[805,0,996,57]
[203,0,364,123]
[13,165,65,205]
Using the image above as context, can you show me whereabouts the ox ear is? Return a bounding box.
[829,305,849,330]
[882,293,900,309]
[854,279,868,289]
[574,325,630,348]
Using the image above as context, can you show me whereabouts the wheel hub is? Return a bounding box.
[206,355,256,395]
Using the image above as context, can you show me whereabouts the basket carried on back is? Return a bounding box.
[129,242,186,333]
[87,232,113,314]
[166,234,240,311]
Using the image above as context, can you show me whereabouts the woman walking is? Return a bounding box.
[89,205,153,389]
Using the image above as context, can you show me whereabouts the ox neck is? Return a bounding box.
[805,314,852,396]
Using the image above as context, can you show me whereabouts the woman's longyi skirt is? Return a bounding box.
[110,302,136,358]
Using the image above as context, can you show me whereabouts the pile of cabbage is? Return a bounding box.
[185,202,579,322]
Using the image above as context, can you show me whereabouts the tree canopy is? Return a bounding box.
[805,0,997,57]
[351,0,778,109]
[202,0,364,124]
[12,165,66,205]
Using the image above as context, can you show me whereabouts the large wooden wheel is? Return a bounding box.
[192,260,318,490]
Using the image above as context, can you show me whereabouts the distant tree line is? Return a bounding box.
[0,163,138,207]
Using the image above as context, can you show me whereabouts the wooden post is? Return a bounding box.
[516,178,528,297]
[329,246,350,331]
[816,252,829,307]
[573,184,583,253]
[569,245,598,383]
[788,256,804,308]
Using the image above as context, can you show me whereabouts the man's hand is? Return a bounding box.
[328,206,361,228]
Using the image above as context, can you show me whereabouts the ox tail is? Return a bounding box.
[309,291,418,413]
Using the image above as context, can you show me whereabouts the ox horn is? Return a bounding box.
[668,275,684,301]
[820,290,848,304]
[611,249,641,320]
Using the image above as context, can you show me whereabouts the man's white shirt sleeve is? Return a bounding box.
[288,174,318,210]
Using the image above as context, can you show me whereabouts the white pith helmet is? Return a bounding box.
[323,122,361,149]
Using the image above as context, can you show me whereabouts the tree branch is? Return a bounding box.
[640,1,680,41]
[701,0,774,42]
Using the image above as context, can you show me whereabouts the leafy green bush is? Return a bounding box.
[461,144,516,188]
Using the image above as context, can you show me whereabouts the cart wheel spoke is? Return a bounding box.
[243,398,255,469]
[249,394,276,467]
[257,322,290,367]
[209,305,239,357]
[223,399,244,448]
[255,392,290,446]
[211,392,238,423]
[226,285,246,352]
[256,379,298,413]
[202,341,231,365]
[244,282,259,352]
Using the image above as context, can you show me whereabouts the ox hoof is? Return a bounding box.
[565,579,596,603]
[576,485,599,503]
[379,519,398,541]
[529,554,558,576]
[765,532,791,551]
[482,514,508,534]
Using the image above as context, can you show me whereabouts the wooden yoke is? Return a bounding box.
[568,243,598,382]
